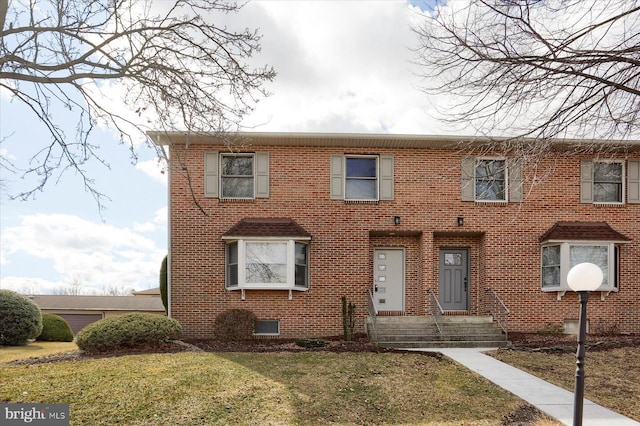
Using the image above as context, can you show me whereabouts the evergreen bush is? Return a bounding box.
[37,313,74,342]
[76,312,181,353]
[159,255,168,312]
[214,309,256,341]
[0,289,43,346]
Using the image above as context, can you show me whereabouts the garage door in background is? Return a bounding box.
[58,314,103,334]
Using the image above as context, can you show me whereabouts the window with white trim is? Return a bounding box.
[460,156,523,203]
[475,158,507,201]
[579,159,635,204]
[226,239,309,290]
[541,242,619,291]
[345,156,378,200]
[330,154,394,201]
[593,161,623,203]
[221,154,254,198]
[204,151,269,199]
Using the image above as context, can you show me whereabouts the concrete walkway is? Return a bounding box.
[412,347,640,426]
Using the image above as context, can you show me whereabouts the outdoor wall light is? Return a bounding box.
[566,262,603,426]
[393,216,401,226]
[457,217,464,226]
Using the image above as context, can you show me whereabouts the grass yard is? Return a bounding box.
[490,346,640,422]
[0,350,555,426]
[0,341,78,363]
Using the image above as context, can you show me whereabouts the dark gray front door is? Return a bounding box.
[439,249,469,310]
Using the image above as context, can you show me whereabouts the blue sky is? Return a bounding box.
[0,0,455,295]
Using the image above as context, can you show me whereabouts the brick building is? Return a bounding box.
[151,132,639,339]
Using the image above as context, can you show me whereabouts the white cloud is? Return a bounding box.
[135,158,168,184]
[0,213,165,294]
[133,207,167,233]
[237,0,455,135]
[0,277,64,295]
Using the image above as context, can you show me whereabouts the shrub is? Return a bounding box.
[76,313,182,353]
[0,290,43,346]
[214,309,257,341]
[159,255,168,312]
[37,313,74,342]
[537,322,564,336]
[341,296,356,342]
[295,338,326,348]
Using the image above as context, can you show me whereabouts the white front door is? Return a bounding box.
[373,248,405,311]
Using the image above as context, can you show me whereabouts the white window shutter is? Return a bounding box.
[507,159,523,202]
[379,155,394,201]
[580,159,593,203]
[204,151,219,198]
[628,160,640,204]
[330,154,344,199]
[255,152,270,198]
[461,157,475,201]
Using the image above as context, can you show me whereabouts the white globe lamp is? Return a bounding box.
[567,262,603,292]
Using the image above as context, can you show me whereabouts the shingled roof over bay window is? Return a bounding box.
[539,222,631,243]
[222,218,312,239]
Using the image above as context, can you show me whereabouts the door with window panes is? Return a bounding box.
[439,249,469,311]
[373,248,405,311]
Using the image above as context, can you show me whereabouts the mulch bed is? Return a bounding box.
[506,332,640,353]
[11,333,640,365]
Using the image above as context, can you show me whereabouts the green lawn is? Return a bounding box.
[0,350,554,425]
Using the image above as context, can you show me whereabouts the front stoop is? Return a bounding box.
[366,315,509,349]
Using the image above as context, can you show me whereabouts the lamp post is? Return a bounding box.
[566,262,603,426]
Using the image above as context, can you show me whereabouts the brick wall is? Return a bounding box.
[168,142,640,338]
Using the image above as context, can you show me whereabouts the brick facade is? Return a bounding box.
[157,133,640,339]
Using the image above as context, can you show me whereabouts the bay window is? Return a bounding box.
[541,242,619,291]
[226,239,309,290]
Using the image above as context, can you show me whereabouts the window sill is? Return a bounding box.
[474,200,508,206]
[592,202,625,207]
[227,287,309,301]
[542,288,618,300]
[219,198,255,203]
[343,199,380,204]
[226,285,309,291]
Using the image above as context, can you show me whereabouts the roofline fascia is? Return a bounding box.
[147,131,640,150]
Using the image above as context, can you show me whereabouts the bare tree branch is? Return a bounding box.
[0,0,274,205]
[413,0,640,153]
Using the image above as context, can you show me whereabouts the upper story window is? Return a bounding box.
[593,161,623,202]
[221,154,254,198]
[345,156,378,200]
[204,151,269,199]
[580,159,640,205]
[330,154,394,201]
[461,156,522,203]
[475,158,506,201]
[580,160,625,204]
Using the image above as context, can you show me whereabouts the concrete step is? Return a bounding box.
[379,340,510,349]
[367,315,508,349]
[375,333,506,342]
